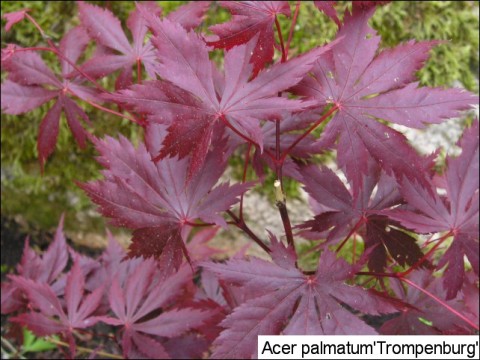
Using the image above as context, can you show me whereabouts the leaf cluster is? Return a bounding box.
[1,1,479,359]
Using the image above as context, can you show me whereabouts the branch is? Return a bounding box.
[239,143,253,221]
[226,210,270,253]
[274,180,295,249]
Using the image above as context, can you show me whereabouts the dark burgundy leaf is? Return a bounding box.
[353,1,391,11]
[1,27,96,169]
[11,260,103,357]
[77,2,161,87]
[1,214,69,316]
[128,225,186,272]
[59,26,90,77]
[187,227,223,261]
[163,334,210,359]
[167,1,211,30]
[78,2,132,54]
[0,80,57,114]
[37,100,62,169]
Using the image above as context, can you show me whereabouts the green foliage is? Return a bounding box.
[21,329,58,354]
[372,1,479,92]
[1,1,478,231]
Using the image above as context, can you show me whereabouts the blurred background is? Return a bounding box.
[1,1,479,262]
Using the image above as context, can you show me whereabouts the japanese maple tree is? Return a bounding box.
[1,1,478,359]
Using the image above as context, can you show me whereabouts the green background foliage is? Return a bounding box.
[1,1,478,233]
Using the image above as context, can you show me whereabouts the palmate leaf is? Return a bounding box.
[77,2,210,87]
[314,1,390,27]
[203,236,398,358]
[1,215,69,315]
[293,6,478,192]
[208,1,291,76]
[298,160,424,272]
[80,132,249,268]
[387,121,479,299]
[109,6,339,180]
[97,258,214,359]
[11,261,104,357]
[1,27,96,170]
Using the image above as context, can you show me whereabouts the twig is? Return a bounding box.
[227,210,270,253]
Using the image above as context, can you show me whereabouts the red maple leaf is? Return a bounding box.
[76,2,210,89]
[313,1,341,27]
[248,108,324,180]
[2,9,30,32]
[314,1,390,27]
[1,215,69,314]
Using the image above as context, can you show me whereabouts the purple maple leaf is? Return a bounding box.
[387,121,479,298]
[77,2,210,89]
[293,6,478,191]
[2,9,30,32]
[108,9,338,179]
[97,258,213,358]
[314,1,341,27]
[1,215,69,314]
[1,27,97,170]
[249,108,324,181]
[203,236,397,358]
[298,159,425,272]
[11,261,104,357]
[80,130,249,269]
[77,2,159,88]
